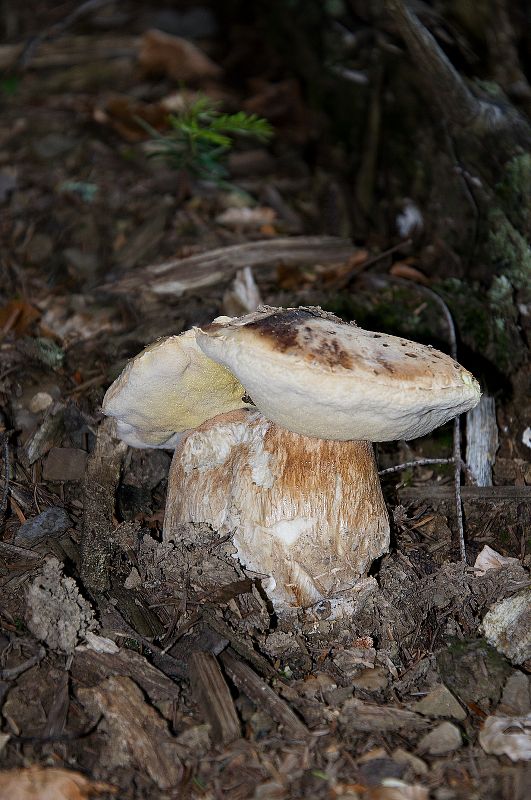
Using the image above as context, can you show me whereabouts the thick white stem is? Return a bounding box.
[163,410,389,612]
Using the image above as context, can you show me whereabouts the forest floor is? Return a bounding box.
[0,3,529,799]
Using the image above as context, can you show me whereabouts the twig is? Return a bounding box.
[376,275,467,560]
[0,646,45,680]
[0,432,9,519]
[378,457,454,476]
[343,239,412,286]
[453,415,465,561]
[17,0,117,67]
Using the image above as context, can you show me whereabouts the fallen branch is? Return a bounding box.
[101,236,357,298]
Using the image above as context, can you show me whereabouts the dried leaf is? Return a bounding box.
[216,206,276,230]
[389,262,430,285]
[94,95,168,142]
[473,544,519,575]
[0,300,40,336]
[479,714,531,761]
[138,29,221,82]
[0,766,115,800]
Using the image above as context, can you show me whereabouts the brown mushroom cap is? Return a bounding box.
[195,306,481,441]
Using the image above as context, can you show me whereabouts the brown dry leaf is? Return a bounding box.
[389,262,430,285]
[138,29,221,82]
[0,299,40,336]
[0,766,116,800]
[93,95,168,142]
[473,544,520,575]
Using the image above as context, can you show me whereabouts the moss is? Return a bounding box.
[495,153,531,238]
[488,209,531,294]
[438,277,525,373]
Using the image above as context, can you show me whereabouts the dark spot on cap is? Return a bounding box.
[376,357,395,374]
[246,309,314,352]
[246,309,353,369]
[311,337,352,369]
[405,352,418,358]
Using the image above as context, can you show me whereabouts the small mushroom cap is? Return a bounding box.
[195,306,481,441]
[102,328,248,447]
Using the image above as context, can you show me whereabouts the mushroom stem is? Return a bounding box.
[163,410,389,612]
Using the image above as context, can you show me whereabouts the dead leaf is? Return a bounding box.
[0,766,116,800]
[389,262,430,285]
[94,95,168,142]
[138,29,221,83]
[473,544,519,575]
[0,300,40,337]
[479,714,531,761]
[216,206,276,230]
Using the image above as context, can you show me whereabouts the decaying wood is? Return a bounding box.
[203,611,277,680]
[190,651,241,744]
[81,418,127,592]
[24,402,65,465]
[219,650,311,741]
[399,486,530,503]
[385,0,531,151]
[102,236,356,297]
[466,395,499,487]
[77,675,182,791]
[72,647,182,702]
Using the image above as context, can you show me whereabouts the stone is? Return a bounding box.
[499,672,531,716]
[417,721,462,755]
[392,748,429,776]
[43,447,87,481]
[351,666,389,691]
[29,391,54,413]
[15,507,72,547]
[413,684,466,721]
[481,589,531,665]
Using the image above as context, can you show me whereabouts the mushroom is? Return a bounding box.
[102,327,250,448]
[103,306,481,614]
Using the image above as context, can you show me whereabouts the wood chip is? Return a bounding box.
[190,651,240,744]
[102,236,356,297]
[77,675,182,790]
[220,650,311,741]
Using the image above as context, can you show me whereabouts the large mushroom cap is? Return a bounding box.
[102,327,248,447]
[195,306,481,441]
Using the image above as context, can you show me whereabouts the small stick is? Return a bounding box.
[381,275,467,560]
[0,432,9,519]
[189,652,241,744]
[379,457,454,475]
[220,650,310,741]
